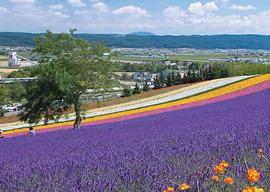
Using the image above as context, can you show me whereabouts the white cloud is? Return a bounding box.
[9,0,35,4]
[113,5,150,17]
[93,2,108,13]
[68,0,85,7]
[1,0,270,35]
[50,11,69,18]
[230,4,256,11]
[188,1,218,15]
[160,6,270,35]
[74,9,88,16]
[0,6,8,14]
[49,4,64,10]
[163,6,186,19]
[215,0,231,6]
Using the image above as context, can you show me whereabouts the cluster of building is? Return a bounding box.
[112,48,270,64]
[209,57,270,64]
[113,48,270,57]
[0,46,31,53]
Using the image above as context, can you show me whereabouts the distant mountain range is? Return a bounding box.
[1,32,270,49]
[128,32,156,36]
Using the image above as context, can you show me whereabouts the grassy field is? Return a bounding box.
[112,54,270,63]
[0,61,7,66]
[0,56,18,73]
[111,53,228,62]
[111,56,166,61]
[168,54,227,61]
[0,56,8,67]
[0,56,8,66]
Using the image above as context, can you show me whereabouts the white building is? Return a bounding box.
[8,52,20,66]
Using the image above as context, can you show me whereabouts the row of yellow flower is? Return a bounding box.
[4,74,270,136]
[164,149,267,192]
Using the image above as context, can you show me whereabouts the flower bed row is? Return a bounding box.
[3,74,270,138]
[0,77,242,131]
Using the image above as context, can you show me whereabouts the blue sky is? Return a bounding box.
[0,0,269,35]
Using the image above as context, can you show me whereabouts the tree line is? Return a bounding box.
[121,63,230,97]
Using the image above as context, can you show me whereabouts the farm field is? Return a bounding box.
[1,77,270,191]
[0,56,7,63]
[111,56,166,61]
[0,61,7,66]
[0,60,8,67]
[112,54,270,62]
[0,56,17,73]
[168,54,228,61]
[111,54,226,62]
[0,68,19,74]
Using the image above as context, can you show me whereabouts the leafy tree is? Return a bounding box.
[170,72,177,85]
[182,73,190,84]
[159,73,166,87]
[21,66,69,124]
[121,87,132,97]
[9,82,25,102]
[175,72,183,84]
[21,30,115,129]
[166,73,173,87]
[133,83,141,95]
[188,69,197,83]
[142,81,150,92]
[0,85,10,106]
[153,75,162,89]
[121,73,130,81]
[0,108,5,117]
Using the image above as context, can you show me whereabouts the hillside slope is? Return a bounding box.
[1,76,270,191]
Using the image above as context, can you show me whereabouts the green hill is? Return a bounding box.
[1,32,270,49]
[129,32,156,36]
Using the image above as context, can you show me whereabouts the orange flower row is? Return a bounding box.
[165,148,266,192]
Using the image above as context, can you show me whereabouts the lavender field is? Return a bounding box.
[1,89,270,191]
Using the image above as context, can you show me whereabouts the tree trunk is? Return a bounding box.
[74,103,81,129]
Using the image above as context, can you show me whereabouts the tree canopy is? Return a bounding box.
[21,30,115,128]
